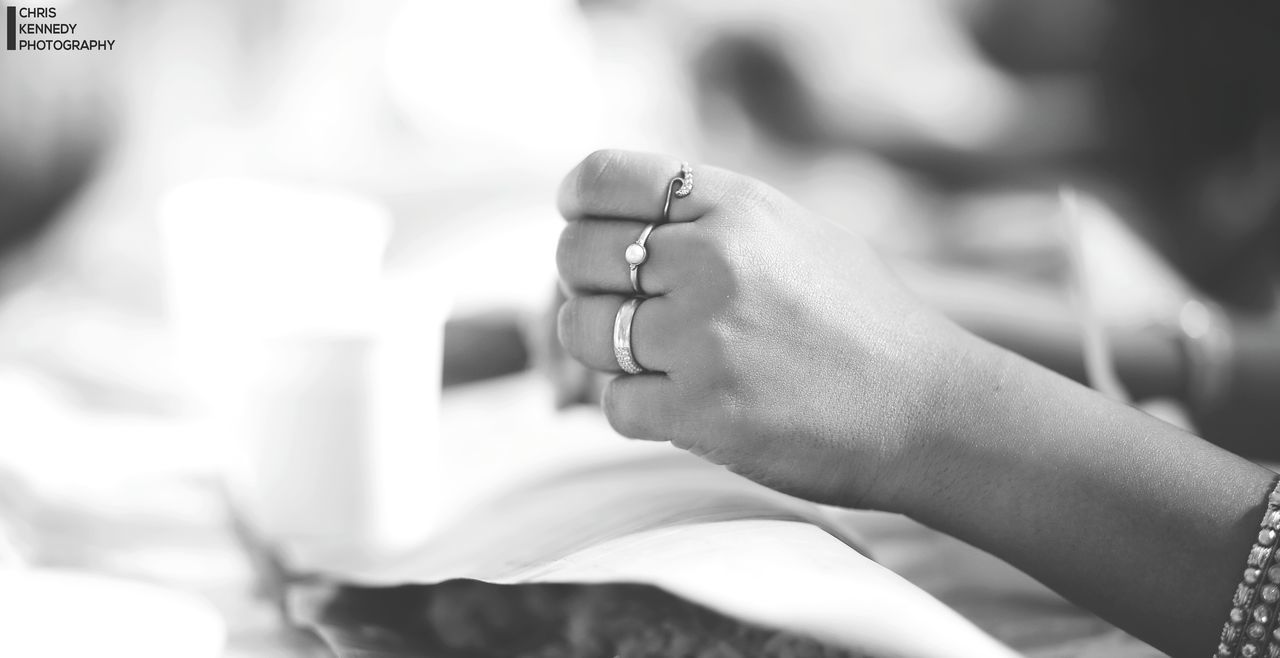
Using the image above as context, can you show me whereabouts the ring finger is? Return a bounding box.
[557,294,682,374]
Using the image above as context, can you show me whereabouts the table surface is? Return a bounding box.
[0,373,1166,658]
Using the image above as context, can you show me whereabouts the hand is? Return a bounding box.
[555,150,979,510]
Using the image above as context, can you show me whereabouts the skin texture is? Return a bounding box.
[555,149,1278,656]
[556,149,972,510]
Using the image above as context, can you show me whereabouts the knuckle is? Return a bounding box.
[576,149,622,200]
[683,230,719,260]
[705,169,771,214]
[689,325,753,399]
[737,174,773,202]
[636,296,675,340]
[735,175,774,204]
[682,231,738,301]
[682,231,731,280]
[667,390,733,455]
[555,300,572,350]
[696,336,737,391]
[555,298,582,353]
[738,171,787,210]
[723,175,788,232]
[641,297,698,364]
[600,380,639,438]
[554,225,580,281]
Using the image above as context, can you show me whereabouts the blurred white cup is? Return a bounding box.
[160,179,445,569]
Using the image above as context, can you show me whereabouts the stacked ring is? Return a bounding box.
[626,224,657,295]
[613,161,693,375]
[613,297,644,374]
[662,161,694,221]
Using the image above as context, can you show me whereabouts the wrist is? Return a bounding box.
[882,328,1012,518]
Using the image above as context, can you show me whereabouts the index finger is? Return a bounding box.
[557,149,729,223]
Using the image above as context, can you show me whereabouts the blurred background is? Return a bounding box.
[4,0,1279,412]
[2,0,1280,656]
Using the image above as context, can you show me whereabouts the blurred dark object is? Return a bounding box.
[0,146,101,263]
[971,0,1113,74]
[1190,314,1280,461]
[0,0,128,265]
[690,24,1094,191]
[692,2,1280,310]
[977,0,1280,310]
[442,311,531,387]
[1094,1,1280,310]
[694,34,824,148]
[300,579,869,658]
[0,58,116,263]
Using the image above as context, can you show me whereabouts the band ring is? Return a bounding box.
[626,223,657,295]
[613,297,645,374]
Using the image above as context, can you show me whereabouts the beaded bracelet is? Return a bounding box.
[1217,479,1280,658]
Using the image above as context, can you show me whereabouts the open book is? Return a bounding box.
[281,374,1018,657]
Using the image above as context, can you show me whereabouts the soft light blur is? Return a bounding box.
[0,3,1274,654]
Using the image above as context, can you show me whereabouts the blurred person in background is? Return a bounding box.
[564,0,1280,458]
[3,2,1274,451]
[0,0,1278,655]
[0,0,1275,518]
[974,0,1280,455]
[554,3,1280,656]
[548,141,1271,658]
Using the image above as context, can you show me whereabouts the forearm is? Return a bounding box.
[902,336,1274,656]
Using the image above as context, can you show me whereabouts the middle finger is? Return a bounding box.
[557,219,697,296]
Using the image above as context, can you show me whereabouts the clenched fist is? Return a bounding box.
[555,149,981,511]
